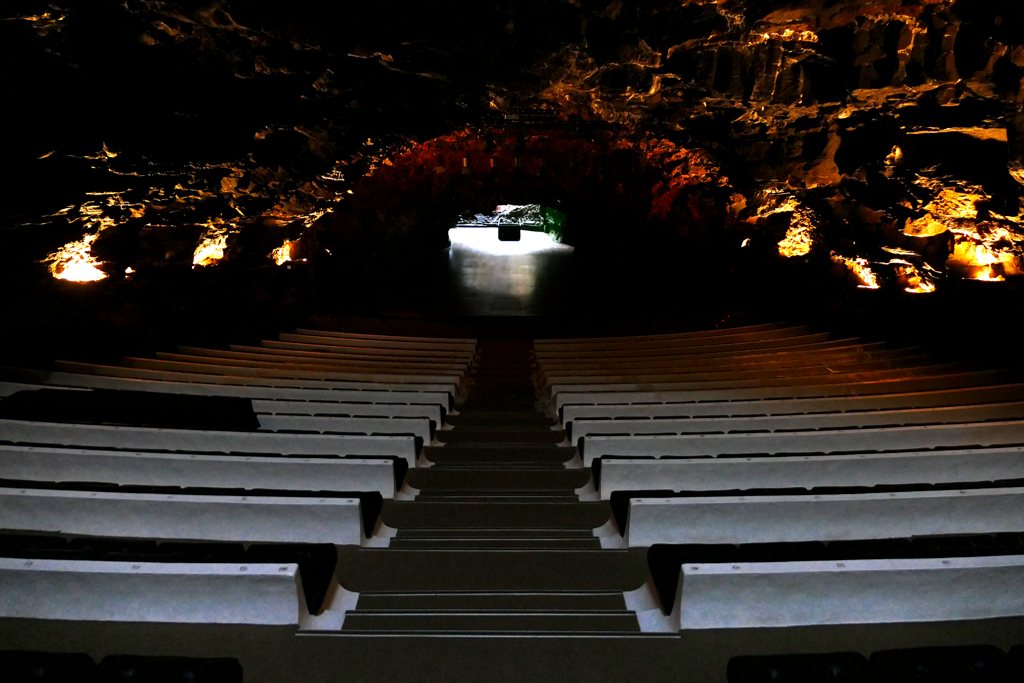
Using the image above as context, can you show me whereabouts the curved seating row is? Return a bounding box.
[0,328,477,629]
[535,323,1024,632]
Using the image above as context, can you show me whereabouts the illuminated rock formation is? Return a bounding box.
[3,0,1022,296]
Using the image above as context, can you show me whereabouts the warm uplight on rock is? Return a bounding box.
[903,214,949,238]
[776,204,819,258]
[894,263,937,294]
[925,188,985,221]
[749,28,818,44]
[974,265,1006,282]
[270,240,298,266]
[777,223,815,258]
[192,221,233,268]
[45,234,107,282]
[831,253,880,290]
[10,0,1024,299]
[949,239,1017,281]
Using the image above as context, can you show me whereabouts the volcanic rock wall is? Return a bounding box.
[4,0,1023,296]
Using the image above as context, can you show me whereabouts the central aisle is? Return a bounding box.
[337,338,651,634]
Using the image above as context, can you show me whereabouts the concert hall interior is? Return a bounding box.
[2,1,1024,681]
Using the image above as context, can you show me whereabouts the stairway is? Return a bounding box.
[337,339,650,634]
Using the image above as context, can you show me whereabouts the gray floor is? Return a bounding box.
[447,228,575,316]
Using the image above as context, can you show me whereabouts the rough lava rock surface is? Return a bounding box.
[3,0,1023,297]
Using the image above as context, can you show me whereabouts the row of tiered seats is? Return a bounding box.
[0,329,476,631]
[533,323,1024,632]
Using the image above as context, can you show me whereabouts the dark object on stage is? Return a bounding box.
[498,225,521,241]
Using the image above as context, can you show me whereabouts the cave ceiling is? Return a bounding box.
[4,0,1024,294]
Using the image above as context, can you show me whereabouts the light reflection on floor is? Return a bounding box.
[447,228,574,316]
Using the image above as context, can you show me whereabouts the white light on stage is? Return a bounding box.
[447,228,574,256]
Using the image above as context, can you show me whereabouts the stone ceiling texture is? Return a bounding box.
[4,0,1024,295]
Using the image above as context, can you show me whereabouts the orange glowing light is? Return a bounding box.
[925,188,984,220]
[777,207,817,258]
[46,233,107,282]
[893,262,936,294]
[831,253,880,289]
[1011,164,1024,187]
[192,220,233,268]
[270,240,298,266]
[948,238,1016,281]
[903,214,948,237]
[756,193,819,259]
[974,265,1005,282]
[750,28,818,44]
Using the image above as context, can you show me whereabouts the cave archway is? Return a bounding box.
[312,127,731,316]
[318,127,729,256]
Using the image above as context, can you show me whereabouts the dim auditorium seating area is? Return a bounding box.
[536,323,1024,634]
[0,329,473,639]
[0,322,1022,682]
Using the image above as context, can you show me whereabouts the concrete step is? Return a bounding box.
[436,430,566,445]
[388,538,603,550]
[396,528,598,539]
[412,495,581,503]
[442,424,560,433]
[341,611,640,633]
[406,469,590,489]
[380,500,610,529]
[335,547,649,591]
[423,446,575,464]
[448,414,556,427]
[413,488,580,497]
[355,591,628,611]
[425,464,569,472]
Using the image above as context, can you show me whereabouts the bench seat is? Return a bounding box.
[0,485,377,545]
[181,346,473,371]
[560,383,1024,428]
[536,344,903,374]
[580,419,1024,465]
[553,366,1011,412]
[535,326,816,353]
[256,414,432,441]
[294,328,477,349]
[619,483,1024,546]
[0,444,400,496]
[252,399,443,424]
[572,400,1024,444]
[537,332,834,356]
[279,333,475,353]
[0,418,418,467]
[534,322,795,348]
[123,358,463,389]
[51,361,458,397]
[596,446,1024,499]
[260,339,476,361]
[550,363,976,402]
[643,534,1024,631]
[0,370,452,409]
[542,356,930,390]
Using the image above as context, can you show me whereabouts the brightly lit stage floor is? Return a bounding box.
[445,228,576,317]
